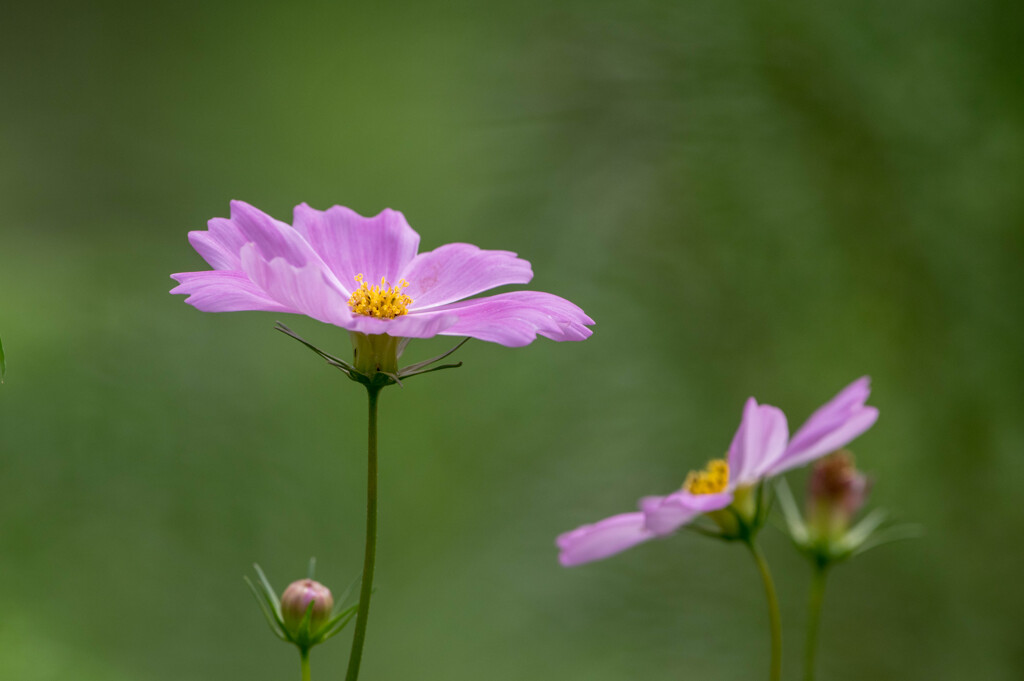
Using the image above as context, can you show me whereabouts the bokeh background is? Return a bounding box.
[1,0,1022,679]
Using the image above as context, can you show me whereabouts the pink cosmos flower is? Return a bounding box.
[171,201,593,348]
[557,378,878,566]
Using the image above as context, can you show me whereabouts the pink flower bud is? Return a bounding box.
[280,579,334,637]
[806,450,870,541]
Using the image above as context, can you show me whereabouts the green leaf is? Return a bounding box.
[244,576,288,641]
[332,575,362,614]
[323,602,359,629]
[683,523,725,540]
[773,479,809,545]
[253,563,282,612]
[851,523,924,557]
[839,508,889,552]
[275,322,357,375]
[398,362,463,380]
[398,337,469,376]
[319,604,360,642]
[0,334,5,382]
[297,600,316,639]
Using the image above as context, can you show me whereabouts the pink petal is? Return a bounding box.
[341,310,460,339]
[773,408,879,475]
[399,243,533,310]
[556,512,655,566]
[170,271,294,313]
[229,201,322,269]
[240,244,355,328]
[727,399,789,486]
[419,291,594,347]
[292,203,420,292]
[188,218,249,271]
[642,491,733,534]
[770,377,878,475]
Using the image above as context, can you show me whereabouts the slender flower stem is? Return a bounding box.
[746,540,783,681]
[300,649,311,681]
[345,386,381,681]
[803,564,829,681]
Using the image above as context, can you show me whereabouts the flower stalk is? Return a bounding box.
[803,563,828,681]
[345,384,381,681]
[746,539,783,681]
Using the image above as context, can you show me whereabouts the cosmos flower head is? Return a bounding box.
[171,201,594,348]
[557,378,879,566]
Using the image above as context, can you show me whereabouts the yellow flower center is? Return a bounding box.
[348,274,413,319]
[683,459,730,495]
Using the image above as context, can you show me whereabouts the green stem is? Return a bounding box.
[344,386,381,681]
[746,540,783,681]
[803,564,829,681]
[300,649,310,681]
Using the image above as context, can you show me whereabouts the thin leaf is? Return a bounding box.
[322,602,360,631]
[380,371,403,387]
[333,575,362,613]
[319,607,359,641]
[684,524,725,540]
[852,524,924,556]
[840,508,889,551]
[774,479,809,545]
[320,613,357,642]
[398,337,470,375]
[397,337,412,357]
[247,573,285,627]
[253,563,282,612]
[755,479,774,526]
[275,323,357,373]
[0,334,5,382]
[244,577,288,641]
[399,362,463,380]
[298,600,315,639]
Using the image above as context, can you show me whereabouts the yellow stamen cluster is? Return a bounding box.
[348,274,413,319]
[683,459,730,495]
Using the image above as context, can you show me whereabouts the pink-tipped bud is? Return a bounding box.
[281,579,334,637]
[806,450,871,541]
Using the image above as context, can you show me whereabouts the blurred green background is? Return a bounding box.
[1,0,1022,679]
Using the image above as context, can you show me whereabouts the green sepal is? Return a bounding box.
[398,337,470,376]
[332,574,361,612]
[399,362,463,380]
[275,323,358,378]
[253,563,282,612]
[291,601,318,650]
[318,603,360,642]
[850,523,924,556]
[837,508,888,554]
[244,575,288,641]
[774,478,809,545]
[684,522,727,540]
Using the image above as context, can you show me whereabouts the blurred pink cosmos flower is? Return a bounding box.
[557,378,878,566]
[171,201,593,348]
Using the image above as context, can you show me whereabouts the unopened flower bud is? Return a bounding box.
[281,579,334,637]
[806,450,870,541]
